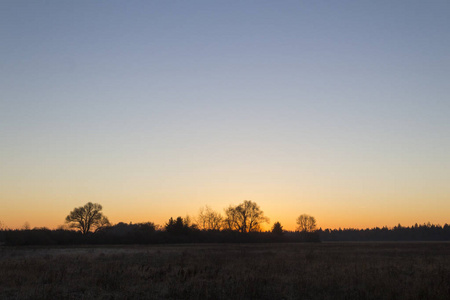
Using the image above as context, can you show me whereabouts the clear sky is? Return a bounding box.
[1,1,449,230]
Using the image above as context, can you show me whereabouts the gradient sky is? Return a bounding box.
[1,1,449,230]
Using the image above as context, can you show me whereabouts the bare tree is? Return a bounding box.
[65,202,110,234]
[183,214,197,229]
[296,214,317,232]
[223,200,269,232]
[197,206,223,230]
[22,222,30,230]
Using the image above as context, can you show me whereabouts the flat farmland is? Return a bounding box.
[1,242,449,299]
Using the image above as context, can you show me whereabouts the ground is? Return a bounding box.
[1,242,449,299]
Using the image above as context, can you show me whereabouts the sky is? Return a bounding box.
[1,1,449,231]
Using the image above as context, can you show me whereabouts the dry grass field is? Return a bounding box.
[1,242,449,299]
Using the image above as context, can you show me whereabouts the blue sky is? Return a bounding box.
[1,1,449,229]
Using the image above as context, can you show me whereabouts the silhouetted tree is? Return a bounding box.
[271,221,284,235]
[65,202,110,235]
[223,200,269,233]
[0,221,5,244]
[183,215,198,229]
[197,206,223,230]
[165,217,190,235]
[296,214,316,232]
[22,222,30,230]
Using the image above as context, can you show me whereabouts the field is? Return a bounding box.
[1,242,449,299]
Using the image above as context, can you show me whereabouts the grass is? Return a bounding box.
[0,242,449,299]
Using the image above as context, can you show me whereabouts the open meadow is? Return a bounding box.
[1,242,449,300]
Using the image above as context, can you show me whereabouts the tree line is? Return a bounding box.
[318,223,450,242]
[1,201,449,245]
[63,201,316,234]
[1,201,319,245]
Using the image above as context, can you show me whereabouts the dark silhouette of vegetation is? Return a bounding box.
[223,200,269,232]
[165,216,197,235]
[65,202,111,234]
[0,221,5,245]
[2,200,450,246]
[2,223,450,246]
[96,222,159,244]
[196,206,223,230]
[2,228,84,246]
[22,221,30,230]
[296,214,317,232]
[272,221,284,235]
[319,223,450,241]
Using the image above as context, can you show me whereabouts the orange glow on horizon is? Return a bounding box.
[2,202,449,232]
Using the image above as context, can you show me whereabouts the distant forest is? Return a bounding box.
[1,222,450,246]
[319,223,450,242]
